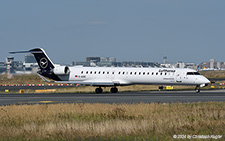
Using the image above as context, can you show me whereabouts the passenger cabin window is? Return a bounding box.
[187,72,201,75]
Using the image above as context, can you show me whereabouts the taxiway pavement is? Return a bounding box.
[0,89,225,106]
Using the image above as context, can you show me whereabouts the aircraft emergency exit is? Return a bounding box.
[10,48,210,93]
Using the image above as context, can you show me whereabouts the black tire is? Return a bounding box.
[95,88,103,93]
[110,87,118,93]
[195,85,200,93]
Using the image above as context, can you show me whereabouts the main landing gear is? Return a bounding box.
[195,85,200,93]
[95,87,103,93]
[110,87,118,93]
[95,87,118,93]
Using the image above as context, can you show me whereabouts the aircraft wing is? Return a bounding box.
[37,74,130,86]
[55,81,115,86]
[55,79,132,86]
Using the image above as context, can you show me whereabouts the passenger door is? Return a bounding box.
[176,72,182,83]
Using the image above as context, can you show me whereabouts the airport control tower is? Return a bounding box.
[6,57,14,79]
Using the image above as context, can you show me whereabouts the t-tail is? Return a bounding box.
[10,48,61,81]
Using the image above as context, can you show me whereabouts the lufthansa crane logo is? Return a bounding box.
[40,57,48,69]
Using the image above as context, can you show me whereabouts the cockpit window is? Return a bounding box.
[187,72,201,75]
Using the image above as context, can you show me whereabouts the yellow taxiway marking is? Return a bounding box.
[35,89,56,93]
[39,101,54,103]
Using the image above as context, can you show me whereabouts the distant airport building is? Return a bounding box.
[160,61,197,70]
[12,61,23,72]
[163,56,168,64]
[160,63,177,68]
[200,62,210,69]
[85,57,117,67]
[177,61,185,68]
[3,54,225,74]
[74,57,158,67]
[210,59,215,69]
[0,55,39,74]
[217,62,221,69]
[183,63,197,70]
[23,54,39,73]
[100,57,116,62]
[112,61,159,67]
[199,59,225,70]
[72,61,90,67]
[98,57,116,67]
[0,62,6,74]
[86,57,101,63]
[25,54,36,63]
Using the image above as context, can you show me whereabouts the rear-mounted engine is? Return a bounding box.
[52,66,70,75]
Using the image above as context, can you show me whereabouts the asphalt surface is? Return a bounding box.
[0,85,76,91]
[0,89,225,106]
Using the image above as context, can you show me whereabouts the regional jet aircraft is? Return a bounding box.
[10,48,210,93]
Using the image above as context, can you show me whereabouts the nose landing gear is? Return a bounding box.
[195,85,200,93]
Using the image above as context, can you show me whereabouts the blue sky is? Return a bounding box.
[0,0,225,64]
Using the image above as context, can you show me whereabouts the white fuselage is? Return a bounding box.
[10,48,210,93]
[57,66,210,86]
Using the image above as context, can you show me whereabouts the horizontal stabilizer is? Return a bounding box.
[9,50,43,54]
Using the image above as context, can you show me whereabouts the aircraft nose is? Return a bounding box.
[199,77,210,87]
[203,77,210,84]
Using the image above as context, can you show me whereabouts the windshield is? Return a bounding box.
[187,72,201,75]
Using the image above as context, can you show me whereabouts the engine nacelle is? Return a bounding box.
[52,66,70,75]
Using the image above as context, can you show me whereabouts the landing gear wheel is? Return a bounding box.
[95,87,103,93]
[195,85,200,93]
[110,87,118,93]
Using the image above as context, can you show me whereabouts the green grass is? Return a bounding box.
[0,102,224,140]
[200,70,225,79]
[0,74,44,85]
